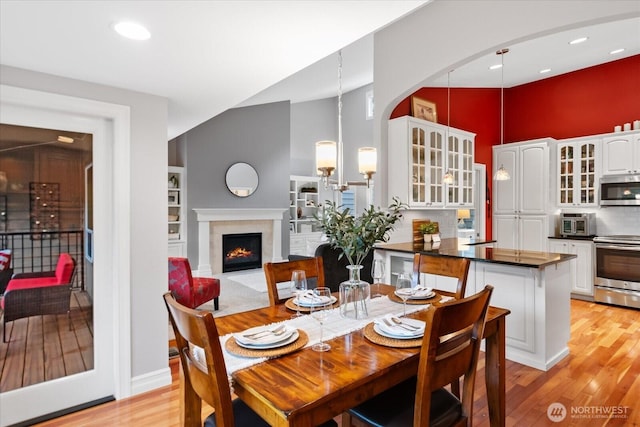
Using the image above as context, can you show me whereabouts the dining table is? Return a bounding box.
[211,284,510,427]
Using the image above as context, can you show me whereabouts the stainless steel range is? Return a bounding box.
[593,235,640,309]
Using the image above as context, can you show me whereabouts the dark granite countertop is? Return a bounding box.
[548,235,596,241]
[375,238,576,268]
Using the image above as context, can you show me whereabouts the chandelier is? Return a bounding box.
[315,50,376,191]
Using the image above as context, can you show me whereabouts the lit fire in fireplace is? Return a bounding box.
[226,247,253,259]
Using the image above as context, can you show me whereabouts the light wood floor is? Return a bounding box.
[25,300,640,426]
[0,290,93,392]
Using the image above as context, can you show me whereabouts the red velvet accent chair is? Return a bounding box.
[168,257,220,310]
[2,253,76,342]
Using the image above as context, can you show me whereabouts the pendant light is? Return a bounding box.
[442,70,455,185]
[315,50,376,191]
[494,48,511,181]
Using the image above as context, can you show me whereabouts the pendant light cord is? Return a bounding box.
[337,50,344,188]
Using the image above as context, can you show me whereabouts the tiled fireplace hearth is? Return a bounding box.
[194,208,286,276]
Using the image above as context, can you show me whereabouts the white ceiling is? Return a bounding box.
[0,1,638,142]
[0,0,427,140]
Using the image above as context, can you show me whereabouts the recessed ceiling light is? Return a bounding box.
[539,68,552,74]
[569,37,588,45]
[113,21,151,41]
[489,64,502,70]
[610,48,625,55]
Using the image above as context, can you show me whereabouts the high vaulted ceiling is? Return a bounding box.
[1,1,638,143]
[0,0,428,140]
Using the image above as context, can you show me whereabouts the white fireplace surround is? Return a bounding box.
[194,208,286,276]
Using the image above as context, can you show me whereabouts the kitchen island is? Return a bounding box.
[375,239,576,371]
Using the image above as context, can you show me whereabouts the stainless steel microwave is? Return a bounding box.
[600,174,640,206]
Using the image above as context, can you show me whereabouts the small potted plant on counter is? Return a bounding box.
[419,222,439,242]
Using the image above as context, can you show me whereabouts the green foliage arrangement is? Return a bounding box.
[316,197,406,267]
[419,222,439,235]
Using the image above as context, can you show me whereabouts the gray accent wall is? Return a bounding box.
[184,101,291,261]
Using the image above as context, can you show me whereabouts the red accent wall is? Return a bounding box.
[389,55,640,240]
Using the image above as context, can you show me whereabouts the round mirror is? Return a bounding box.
[225,162,259,197]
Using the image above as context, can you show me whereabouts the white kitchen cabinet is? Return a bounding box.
[289,232,323,256]
[494,214,548,252]
[493,139,551,250]
[473,259,571,370]
[601,131,640,175]
[556,138,599,206]
[548,238,594,297]
[445,130,475,207]
[168,166,186,256]
[388,116,475,208]
[493,140,550,215]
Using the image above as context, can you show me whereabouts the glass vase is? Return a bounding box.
[339,265,371,319]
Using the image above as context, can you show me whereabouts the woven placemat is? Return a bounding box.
[284,297,340,312]
[388,292,440,305]
[225,330,309,358]
[363,323,423,348]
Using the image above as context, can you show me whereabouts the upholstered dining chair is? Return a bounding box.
[412,254,471,300]
[343,285,494,427]
[168,257,220,310]
[314,243,374,292]
[263,257,325,306]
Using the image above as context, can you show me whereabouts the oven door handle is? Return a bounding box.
[596,244,640,251]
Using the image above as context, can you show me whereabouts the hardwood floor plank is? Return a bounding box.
[43,314,66,382]
[23,316,45,387]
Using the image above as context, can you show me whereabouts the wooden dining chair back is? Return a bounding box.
[345,285,493,427]
[414,284,493,426]
[412,254,470,299]
[163,292,270,427]
[263,257,325,306]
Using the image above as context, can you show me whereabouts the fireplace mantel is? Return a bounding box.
[194,208,286,276]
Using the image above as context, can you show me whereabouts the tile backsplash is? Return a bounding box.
[595,206,640,236]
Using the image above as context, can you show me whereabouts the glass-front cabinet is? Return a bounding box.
[410,125,444,207]
[557,138,599,206]
[446,131,475,207]
[388,116,474,208]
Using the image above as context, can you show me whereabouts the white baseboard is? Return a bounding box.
[130,367,172,396]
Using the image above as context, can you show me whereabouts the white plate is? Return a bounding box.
[374,317,425,339]
[394,289,435,300]
[234,325,295,346]
[235,329,300,349]
[294,295,337,307]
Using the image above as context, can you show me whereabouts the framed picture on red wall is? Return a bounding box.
[411,96,437,123]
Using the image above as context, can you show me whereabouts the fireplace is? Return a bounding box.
[222,232,262,273]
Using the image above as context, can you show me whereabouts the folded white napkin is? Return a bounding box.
[374,315,425,337]
[297,292,332,306]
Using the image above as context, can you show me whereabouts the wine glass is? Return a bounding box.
[290,270,307,318]
[371,259,385,298]
[396,272,413,316]
[310,287,332,352]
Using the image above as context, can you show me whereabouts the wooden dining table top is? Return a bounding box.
[212,284,510,427]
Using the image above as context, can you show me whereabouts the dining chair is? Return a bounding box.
[343,285,493,427]
[412,253,471,299]
[263,257,325,306]
[164,292,338,427]
[164,292,271,427]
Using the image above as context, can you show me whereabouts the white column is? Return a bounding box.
[197,220,213,276]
